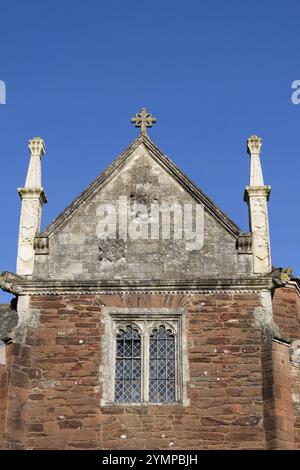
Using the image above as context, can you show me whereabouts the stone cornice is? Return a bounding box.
[13,277,274,296]
[244,185,271,202]
[285,279,300,297]
[17,187,47,204]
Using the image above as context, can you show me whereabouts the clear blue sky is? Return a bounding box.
[0,0,299,303]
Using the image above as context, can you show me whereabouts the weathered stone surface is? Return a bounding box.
[33,136,253,282]
[0,303,18,340]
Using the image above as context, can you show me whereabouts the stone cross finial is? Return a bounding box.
[247,135,262,156]
[29,137,46,158]
[131,107,157,134]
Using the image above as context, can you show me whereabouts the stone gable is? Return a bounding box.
[34,138,252,282]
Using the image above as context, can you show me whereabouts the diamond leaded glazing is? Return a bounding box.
[149,325,176,402]
[114,325,141,402]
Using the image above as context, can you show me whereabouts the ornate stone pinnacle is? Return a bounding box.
[247,135,262,156]
[131,107,157,134]
[29,137,46,158]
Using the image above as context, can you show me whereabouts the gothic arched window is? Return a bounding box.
[149,325,176,402]
[103,309,187,406]
[114,325,141,402]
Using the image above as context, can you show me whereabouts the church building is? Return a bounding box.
[0,108,300,449]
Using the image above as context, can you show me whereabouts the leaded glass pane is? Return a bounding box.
[158,360,166,379]
[150,340,157,358]
[157,380,166,401]
[124,381,132,402]
[115,380,123,400]
[124,341,132,357]
[117,339,123,357]
[114,325,141,402]
[132,360,141,379]
[166,339,175,358]
[115,359,123,379]
[132,380,141,402]
[166,381,175,402]
[132,340,141,357]
[124,359,132,378]
[149,380,157,399]
[149,359,157,379]
[149,325,176,402]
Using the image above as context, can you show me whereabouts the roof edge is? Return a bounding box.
[43,134,145,236]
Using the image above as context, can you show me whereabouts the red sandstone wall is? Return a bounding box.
[0,343,32,449]
[2,292,268,450]
[273,286,300,339]
[272,286,300,449]
[0,360,8,449]
[291,362,300,449]
[271,341,294,449]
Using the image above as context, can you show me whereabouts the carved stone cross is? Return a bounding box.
[131,107,157,134]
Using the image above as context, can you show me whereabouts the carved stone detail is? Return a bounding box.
[237,232,252,254]
[17,196,43,274]
[28,137,46,158]
[0,271,23,295]
[99,240,126,262]
[131,107,157,134]
[247,192,271,273]
[34,235,49,255]
[247,135,262,156]
[272,267,293,287]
